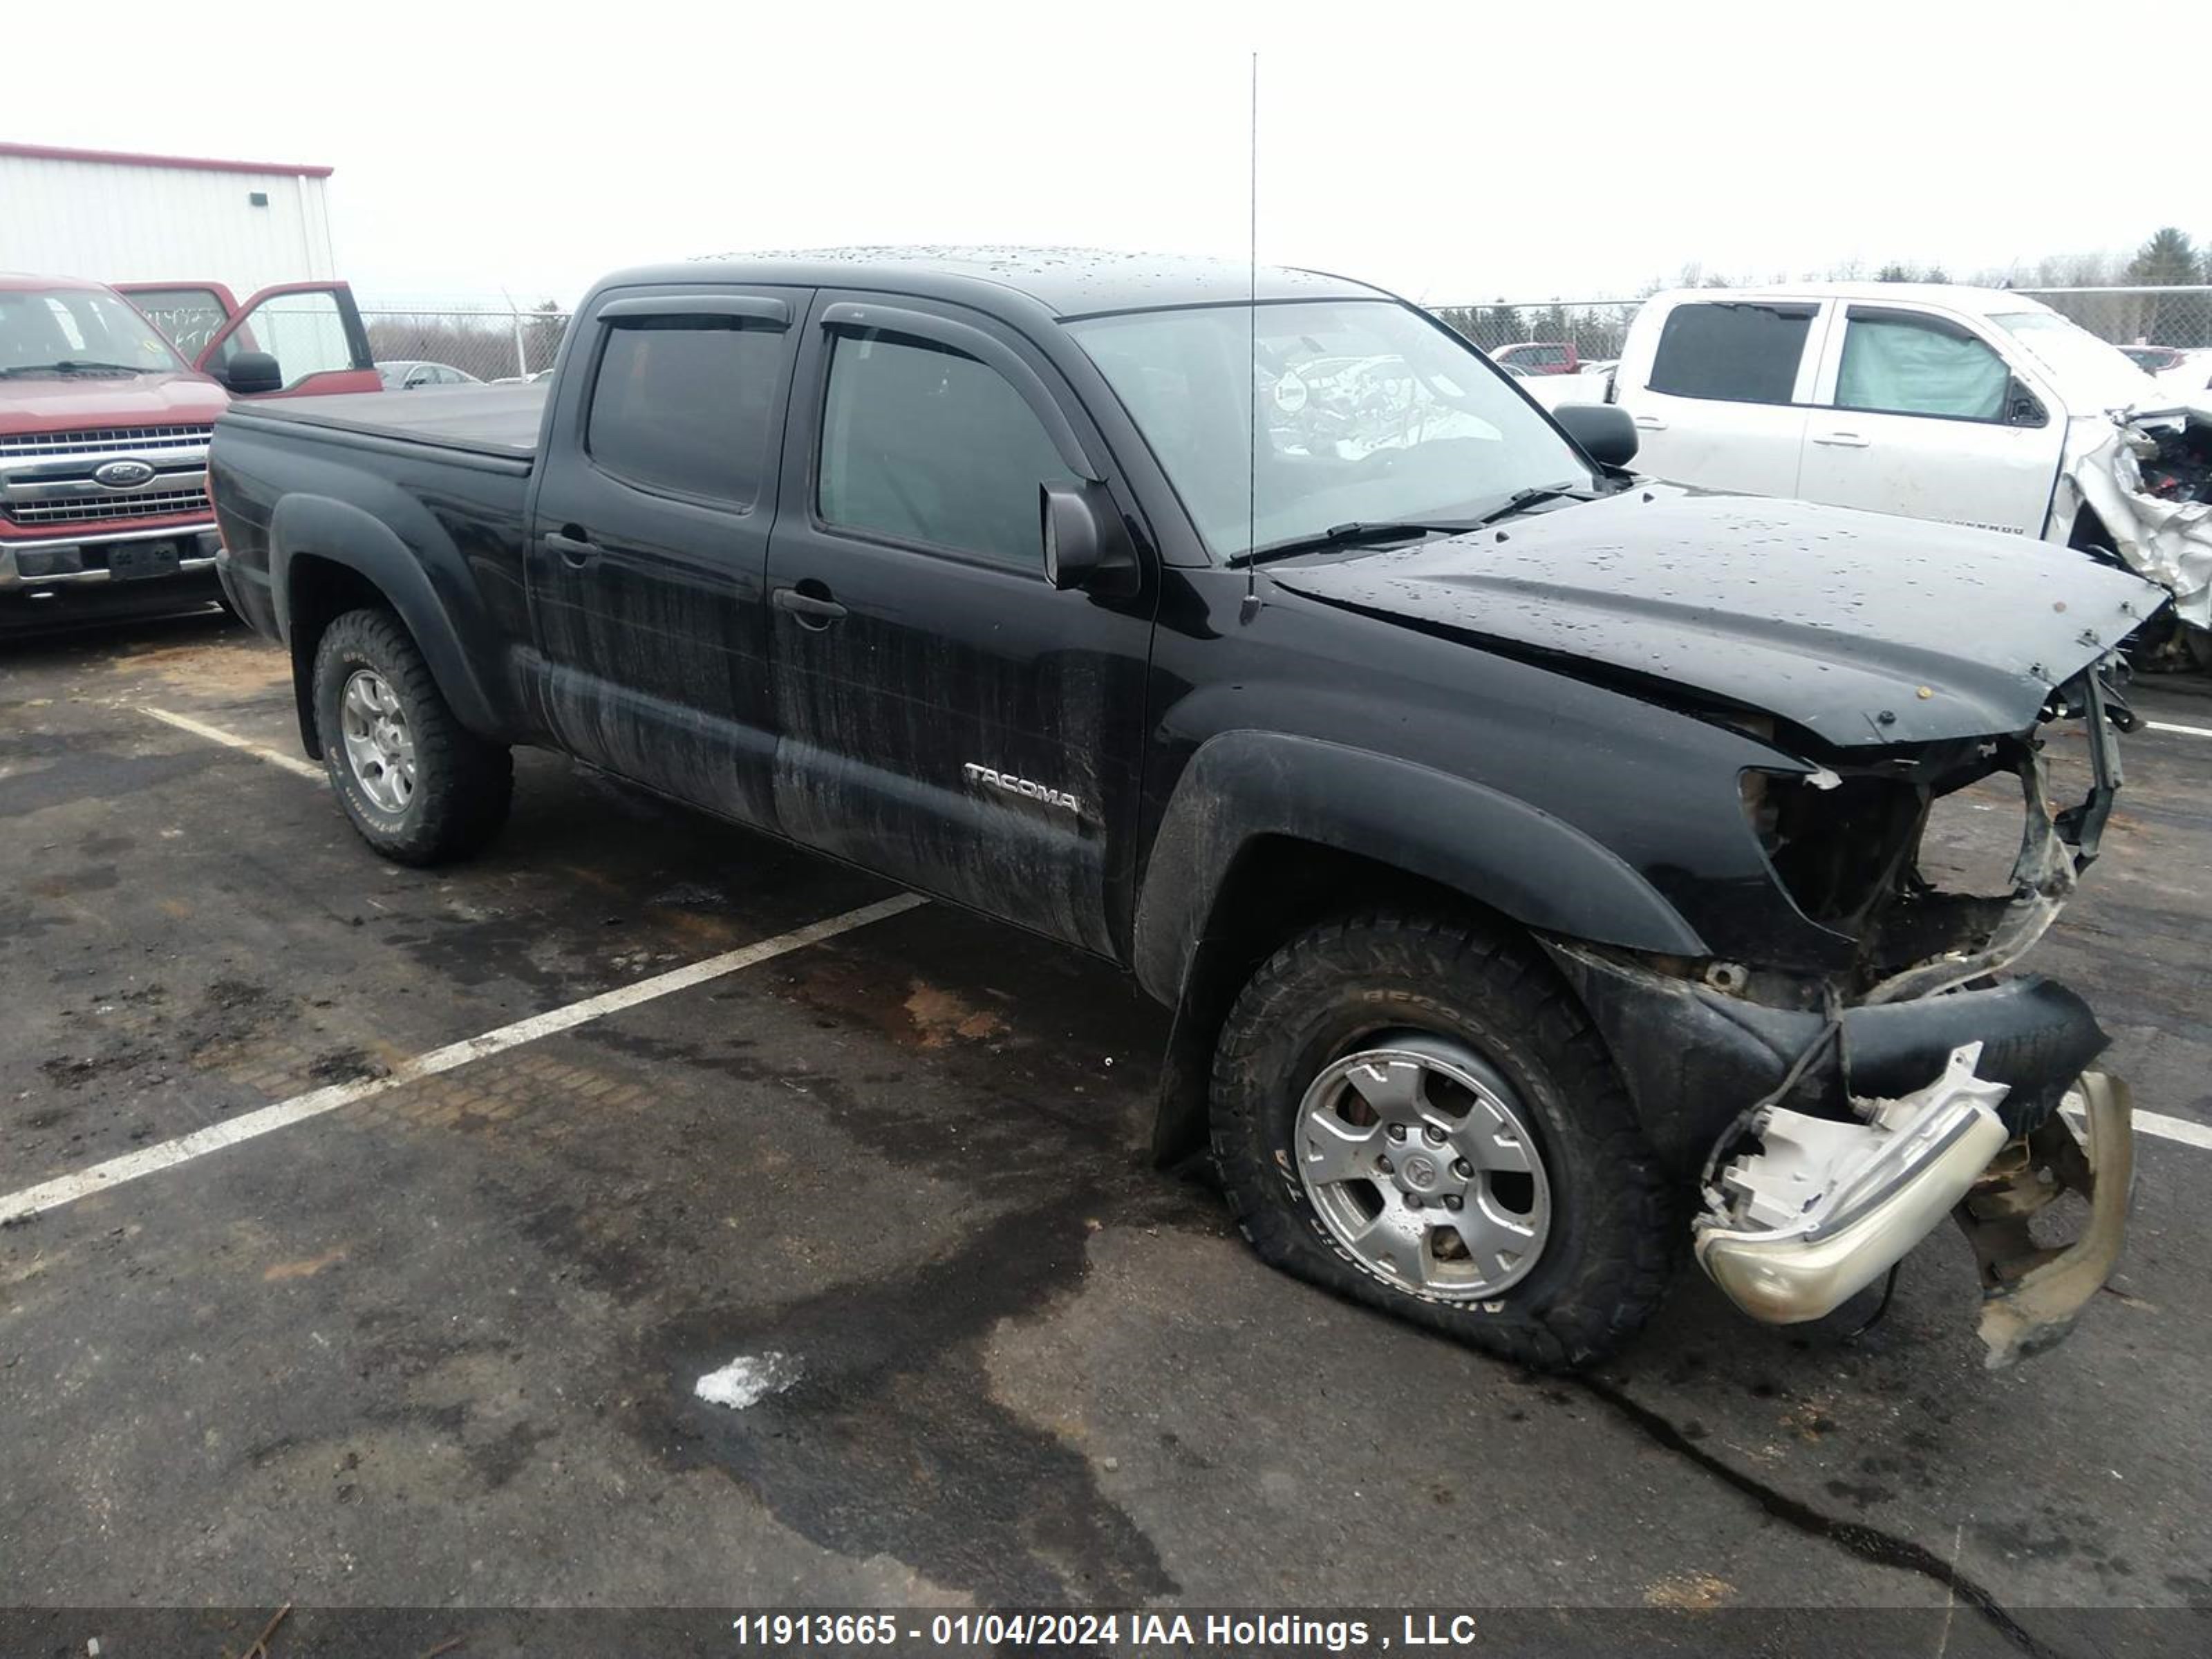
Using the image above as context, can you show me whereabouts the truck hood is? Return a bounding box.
[0,371,228,434]
[1268,488,2159,747]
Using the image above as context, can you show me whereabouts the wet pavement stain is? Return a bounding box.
[641,1186,1185,1602]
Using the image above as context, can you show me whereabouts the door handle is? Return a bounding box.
[1631,414,1667,430]
[774,582,848,628]
[1812,431,1871,447]
[546,527,601,566]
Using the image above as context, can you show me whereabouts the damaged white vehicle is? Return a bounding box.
[1607,283,2212,667]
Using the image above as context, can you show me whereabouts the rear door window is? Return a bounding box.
[586,317,787,506]
[1835,309,2009,421]
[816,332,1073,569]
[122,286,232,357]
[1648,302,1815,404]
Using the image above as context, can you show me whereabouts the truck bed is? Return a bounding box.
[223,384,545,462]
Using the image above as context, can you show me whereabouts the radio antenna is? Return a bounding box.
[1241,49,1261,624]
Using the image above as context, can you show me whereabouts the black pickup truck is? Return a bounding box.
[209,248,2153,1369]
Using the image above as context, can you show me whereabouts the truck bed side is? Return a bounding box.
[225,383,547,460]
[209,397,541,755]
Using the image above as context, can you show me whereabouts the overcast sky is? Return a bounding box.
[8,0,2188,309]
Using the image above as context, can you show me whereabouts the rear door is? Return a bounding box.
[1795,304,2065,536]
[113,281,240,360]
[193,283,382,397]
[524,284,807,827]
[1616,297,1826,496]
[762,293,1156,956]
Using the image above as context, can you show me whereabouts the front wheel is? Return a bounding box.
[312,606,512,865]
[1209,912,1679,1369]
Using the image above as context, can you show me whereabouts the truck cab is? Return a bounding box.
[1609,284,2211,649]
[1,274,377,622]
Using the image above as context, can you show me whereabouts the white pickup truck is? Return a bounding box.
[1604,284,2211,661]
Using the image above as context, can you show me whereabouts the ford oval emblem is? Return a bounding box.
[93,459,157,489]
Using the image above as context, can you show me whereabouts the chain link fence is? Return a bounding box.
[1429,286,2212,371]
[357,307,572,384]
[2012,285,2212,363]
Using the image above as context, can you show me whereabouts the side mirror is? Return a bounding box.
[1040,480,1138,596]
[221,351,283,397]
[2007,382,2048,428]
[1550,402,1639,469]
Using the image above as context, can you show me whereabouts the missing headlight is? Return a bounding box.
[1741,766,1924,932]
[1740,658,2125,999]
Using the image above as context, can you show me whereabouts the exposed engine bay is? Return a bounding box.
[1691,662,2134,1363]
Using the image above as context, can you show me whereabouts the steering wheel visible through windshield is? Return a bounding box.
[1066,298,1589,559]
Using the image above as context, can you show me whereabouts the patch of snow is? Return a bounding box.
[695,1351,802,1410]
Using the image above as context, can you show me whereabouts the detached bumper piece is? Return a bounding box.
[1696,1043,2011,1324]
[1959,1071,2134,1369]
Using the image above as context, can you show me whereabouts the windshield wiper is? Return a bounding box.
[0,360,151,377]
[1471,484,1582,527]
[1235,519,1479,567]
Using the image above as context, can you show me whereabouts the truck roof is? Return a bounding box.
[221,250,1396,467]
[1646,282,2059,319]
[598,246,1387,319]
[0,272,111,293]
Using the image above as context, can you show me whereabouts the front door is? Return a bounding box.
[524,285,808,827]
[194,283,382,397]
[1795,305,2065,538]
[763,293,1156,955]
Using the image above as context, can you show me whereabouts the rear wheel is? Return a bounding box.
[311,607,512,865]
[1210,912,1678,1369]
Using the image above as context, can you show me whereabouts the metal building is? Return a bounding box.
[0,140,338,292]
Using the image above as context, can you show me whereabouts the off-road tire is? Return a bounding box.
[312,606,512,865]
[1210,912,1678,1369]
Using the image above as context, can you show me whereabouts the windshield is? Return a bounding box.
[0,287,186,375]
[1991,310,2162,408]
[1066,299,1588,558]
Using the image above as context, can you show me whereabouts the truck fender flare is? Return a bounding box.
[268,491,510,745]
[1132,731,1707,1007]
[1132,732,1708,1167]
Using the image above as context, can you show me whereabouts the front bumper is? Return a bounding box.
[1545,944,2134,1363]
[1543,946,2109,1173]
[0,525,223,591]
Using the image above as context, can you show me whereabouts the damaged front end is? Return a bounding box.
[1548,661,2139,1367]
[2061,400,2212,655]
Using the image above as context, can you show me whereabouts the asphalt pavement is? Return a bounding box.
[3,611,2207,1657]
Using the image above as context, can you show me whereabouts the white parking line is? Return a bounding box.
[142,705,324,780]
[97,706,2212,1194]
[2110,1107,2212,1153]
[0,892,926,1227]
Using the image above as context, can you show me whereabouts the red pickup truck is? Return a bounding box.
[2,274,378,626]
[1492,341,1581,376]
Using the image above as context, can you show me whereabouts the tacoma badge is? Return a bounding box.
[963,762,1081,816]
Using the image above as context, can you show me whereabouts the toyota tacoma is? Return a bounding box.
[207,248,2151,1368]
